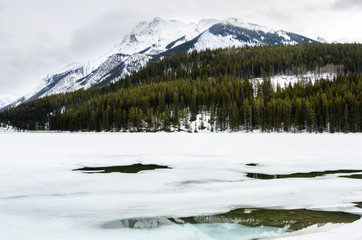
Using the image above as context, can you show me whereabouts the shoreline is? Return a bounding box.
[262,223,345,239]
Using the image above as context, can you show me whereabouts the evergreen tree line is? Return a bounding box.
[114,43,361,90]
[0,44,361,132]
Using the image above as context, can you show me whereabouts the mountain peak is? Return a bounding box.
[148,17,164,30]
[152,17,163,23]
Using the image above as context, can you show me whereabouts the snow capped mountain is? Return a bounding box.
[2,17,319,110]
[115,17,221,55]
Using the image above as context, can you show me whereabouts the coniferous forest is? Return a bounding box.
[0,44,361,133]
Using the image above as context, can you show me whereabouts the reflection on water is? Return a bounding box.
[194,223,288,240]
[104,220,289,240]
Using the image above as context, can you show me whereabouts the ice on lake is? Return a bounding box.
[0,132,362,239]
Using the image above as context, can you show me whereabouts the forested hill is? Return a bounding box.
[0,44,361,133]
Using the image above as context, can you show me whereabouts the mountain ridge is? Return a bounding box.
[2,17,319,110]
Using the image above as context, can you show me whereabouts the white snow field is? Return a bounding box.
[0,133,361,240]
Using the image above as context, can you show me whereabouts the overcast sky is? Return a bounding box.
[0,0,361,99]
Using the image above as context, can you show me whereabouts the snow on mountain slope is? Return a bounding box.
[193,27,260,52]
[192,22,311,52]
[73,53,152,89]
[39,65,92,97]
[0,95,19,109]
[3,17,320,110]
[0,99,9,109]
[114,18,217,55]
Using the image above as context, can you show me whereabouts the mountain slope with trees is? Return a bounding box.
[0,44,361,133]
[2,17,319,110]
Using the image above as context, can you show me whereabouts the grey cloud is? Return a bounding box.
[265,7,293,22]
[333,0,362,9]
[69,10,141,59]
[0,44,71,95]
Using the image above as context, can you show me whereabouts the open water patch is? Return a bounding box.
[102,216,290,240]
[102,207,360,232]
[246,163,259,167]
[246,169,362,180]
[192,223,286,240]
[354,202,362,209]
[340,174,362,180]
[73,163,171,174]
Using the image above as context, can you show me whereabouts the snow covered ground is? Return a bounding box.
[0,133,361,240]
[252,72,337,90]
[0,124,16,132]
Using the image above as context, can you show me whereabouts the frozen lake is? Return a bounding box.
[0,133,362,239]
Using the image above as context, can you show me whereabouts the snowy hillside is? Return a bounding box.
[3,17,319,110]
